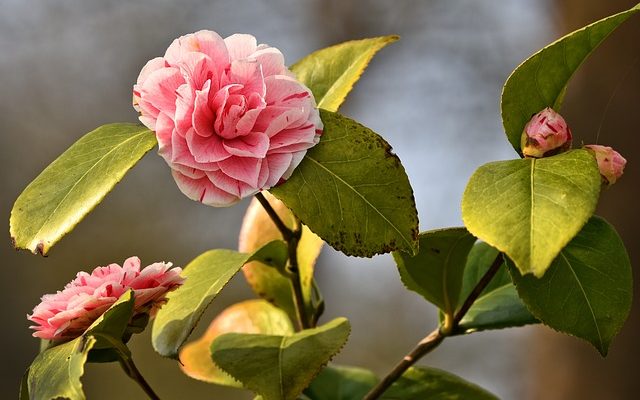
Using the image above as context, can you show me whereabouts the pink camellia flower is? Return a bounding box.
[133,30,322,206]
[584,144,627,185]
[521,107,572,158]
[28,257,183,341]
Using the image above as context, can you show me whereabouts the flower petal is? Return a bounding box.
[223,132,269,158]
[218,156,262,187]
[225,33,258,61]
[172,170,240,206]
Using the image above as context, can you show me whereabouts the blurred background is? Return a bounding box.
[1,0,639,399]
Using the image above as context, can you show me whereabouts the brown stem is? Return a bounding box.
[363,253,504,400]
[255,192,293,240]
[254,192,310,330]
[362,328,444,400]
[453,253,504,327]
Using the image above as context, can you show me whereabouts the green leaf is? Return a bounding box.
[457,243,537,333]
[501,4,640,152]
[27,336,96,400]
[239,192,324,323]
[304,365,378,400]
[509,216,632,356]
[393,228,475,317]
[462,149,601,277]
[86,290,135,347]
[292,36,398,112]
[26,292,137,399]
[180,299,294,387]
[211,317,351,400]
[10,123,157,255]
[271,110,419,257]
[19,368,29,400]
[152,240,288,357]
[381,367,498,400]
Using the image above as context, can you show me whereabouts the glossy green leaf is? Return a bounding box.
[304,365,378,400]
[381,367,498,399]
[152,240,288,357]
[212,318,351,400]
[10,123,157,255]
[86,290,135,349]
[292,36,398,112]
[394,228,475,316]
[272,110,419,257]
[509,216,632,356]
[239,192,324,323]
[462,149,600,277]
[180,300,294,387]
[27,336,96,400]
[501,4,640,152]
[26,292,135,400]
[457,243,537,333]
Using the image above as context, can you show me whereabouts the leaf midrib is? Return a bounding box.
[561,252,604,350]
[26,129,151,248]
[305,155,412,249]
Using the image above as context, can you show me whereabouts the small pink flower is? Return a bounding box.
[584,144,627,185]
[133,30,322,206]
[521,107,572,158]
[28,257,183,341]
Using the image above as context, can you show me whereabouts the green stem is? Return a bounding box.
[254,192,311,330]
[91,333,161,400]
[363,253,504,400]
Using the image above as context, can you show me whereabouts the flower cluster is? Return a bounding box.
[133,30,322,207]
[28,257,183,341]
[521,107,625,185]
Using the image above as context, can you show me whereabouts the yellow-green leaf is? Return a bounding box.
[10,123,157,255]
[292,36,398,112]
[179,300,293,386]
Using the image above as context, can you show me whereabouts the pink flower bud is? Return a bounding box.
[521,107,572,158]
[584,145,626,185]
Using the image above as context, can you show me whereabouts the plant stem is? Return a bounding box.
[91,333,161,400]
[254,192,310,330]
[453,253,504,327]
[119,356,162,400]
[363,328,444,400]
[255,192,293,240]
[363,253,504,400]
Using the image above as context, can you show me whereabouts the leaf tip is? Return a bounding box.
[35,241,49,257]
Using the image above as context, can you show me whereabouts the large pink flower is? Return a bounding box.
[133,30,322,206]
[28,257,183,341]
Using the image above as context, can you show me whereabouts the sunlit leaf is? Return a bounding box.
[212,318,350,400]
[462,150,600,277]
[292,36,398,112]
[152,241,288,357]
[180,300,294,387]
[10,123,156,255]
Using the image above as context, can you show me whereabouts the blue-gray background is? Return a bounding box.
[2,1,639,399]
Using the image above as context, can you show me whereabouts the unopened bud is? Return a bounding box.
[521,108,572,158]
[584,145,626,185]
